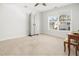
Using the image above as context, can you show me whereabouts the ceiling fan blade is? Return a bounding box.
[42,3,47,6]
[34,3,39,6]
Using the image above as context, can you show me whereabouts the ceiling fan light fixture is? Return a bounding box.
[34,3,39,7]
[34,3,47,7]
[42,3,47,6]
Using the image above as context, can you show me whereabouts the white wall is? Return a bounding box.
[71,4,79,31]
[0,4,29,40]
[0,3,41,41]
[41,4,79,38]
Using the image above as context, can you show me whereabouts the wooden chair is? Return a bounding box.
[64,38,79,56]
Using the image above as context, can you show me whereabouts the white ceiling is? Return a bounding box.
[15,3,71,12]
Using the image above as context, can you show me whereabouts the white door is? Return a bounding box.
[34,13,40,34]
[30,13,40,35]
[30,13,35,35]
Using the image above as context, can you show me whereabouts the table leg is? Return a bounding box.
[76,46,78,56]
[68,38,70,56]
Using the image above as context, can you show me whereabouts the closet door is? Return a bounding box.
[34,13,40,34]
[29,12,40,36]
[30,13,35,35]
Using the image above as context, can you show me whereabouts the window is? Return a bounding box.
[59,15,71,31]
[48,16,58,30]
[48,15,71,31]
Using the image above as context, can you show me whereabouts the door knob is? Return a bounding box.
[33,24,36,26]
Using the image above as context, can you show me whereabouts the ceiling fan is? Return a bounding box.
[34,3,47,7]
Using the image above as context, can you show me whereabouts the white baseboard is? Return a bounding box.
[0,35,27,41]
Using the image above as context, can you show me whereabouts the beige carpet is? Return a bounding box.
[0,34,78,56]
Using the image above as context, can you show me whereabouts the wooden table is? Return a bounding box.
[68,33,79,56]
